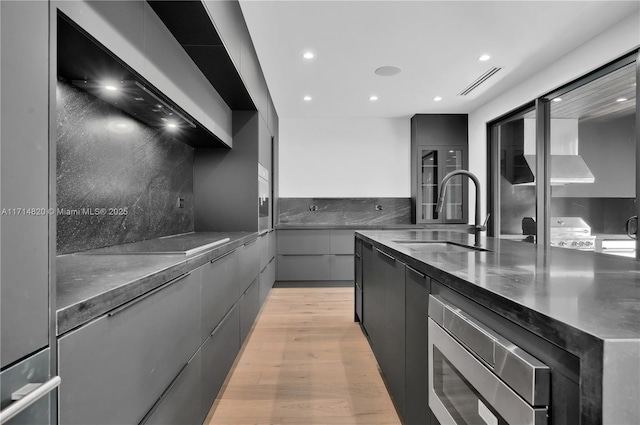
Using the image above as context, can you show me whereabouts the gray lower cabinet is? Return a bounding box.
[276,229,357,283]
[58,271,201,425]
[201,249,241,341]
[240,278,260,344]
[238,239,260,294]
[330,254,354,280]
[202,303,240,417]
[362,245,406,418]
[404,266,431,425]
[277,229,331,254]
[141,350,203,425]
[259,258,276,306]
[277,255,331,281]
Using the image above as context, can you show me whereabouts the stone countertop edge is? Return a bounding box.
[56,232,257,335]
[275,223,474,230]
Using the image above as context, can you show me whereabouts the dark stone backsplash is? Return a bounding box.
[278,198,412,225]
[56,81,194,254]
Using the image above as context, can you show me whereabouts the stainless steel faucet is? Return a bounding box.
[436,169,489,232]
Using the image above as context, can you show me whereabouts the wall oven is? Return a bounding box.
[428,295,550,425]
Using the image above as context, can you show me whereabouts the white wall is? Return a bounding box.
[468,10,640,221]
[279,118,410,197]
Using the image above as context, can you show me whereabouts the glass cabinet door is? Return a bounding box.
[418,147,466,223]
[420,149,438,221]
[443,149,464,222]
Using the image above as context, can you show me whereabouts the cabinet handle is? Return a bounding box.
[407,265,426,279]
[0,376,61,424]
[211,248,237,263]
[374,247,396,262]
[108,272,191,318]
[244,238,258,246]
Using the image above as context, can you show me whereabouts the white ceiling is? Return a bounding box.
[238,0,639,119]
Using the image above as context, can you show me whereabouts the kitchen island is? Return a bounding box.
[355,229,640,425]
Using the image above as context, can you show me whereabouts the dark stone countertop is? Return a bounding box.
[56,232,256,335]
[356,229,640,423]
[357,229,640,341]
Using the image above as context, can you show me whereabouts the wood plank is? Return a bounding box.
[204,287,401,425]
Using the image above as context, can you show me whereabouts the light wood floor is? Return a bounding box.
[204,287,402,425]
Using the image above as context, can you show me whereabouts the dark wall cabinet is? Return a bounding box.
[404,266,431,425]
[411,114,468,224]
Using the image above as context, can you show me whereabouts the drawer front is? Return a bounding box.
[330,230,355,254]
[258,233,269,271]
[58,271,201,425]
[277,229,330,255]
[268,231,276,262]
[259,258,276,306]
[238,239,260,294]
[276,255,331,281]
[240,278,260,345]
[201,249,241,341]
[202,303,240,415]
[141,350,202,425]
[0,348,52,425]
[330,255,354,280]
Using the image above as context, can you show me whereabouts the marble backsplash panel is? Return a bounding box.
[278,198,412,225]
[57,81,194,254]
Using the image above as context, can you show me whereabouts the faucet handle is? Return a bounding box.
[477,213,491,232]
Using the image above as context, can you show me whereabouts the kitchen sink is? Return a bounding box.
[393,240,492,253]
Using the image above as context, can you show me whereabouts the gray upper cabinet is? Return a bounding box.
[1,0,50,369]
[58,271,201,425]
[411,114,468,224]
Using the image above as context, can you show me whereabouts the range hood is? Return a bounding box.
[71,80,196,129]
[516,119,595,185]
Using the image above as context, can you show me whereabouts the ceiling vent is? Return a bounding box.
[458,67,502,96]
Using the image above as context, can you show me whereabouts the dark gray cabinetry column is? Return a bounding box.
[362,245,406,419]
[0,0,50,370]
[404,266,431,425]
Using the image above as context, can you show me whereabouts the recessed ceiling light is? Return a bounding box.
[167,123,177,128]
[375,66,402,76]
[104,85,118,91]
[433,96,442,102]
[369,95,378,101]
[552,97,562,102]
[303,95,312,101]
[478,54,491,61]
[303,51,314,60]
[617,98,628,102]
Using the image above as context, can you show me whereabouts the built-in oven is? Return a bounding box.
[258,163,270,234]
[428,295,550,425]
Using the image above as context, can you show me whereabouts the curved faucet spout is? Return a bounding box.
[436,169,486,232]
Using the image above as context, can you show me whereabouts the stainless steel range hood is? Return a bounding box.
[517,119,595,185]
